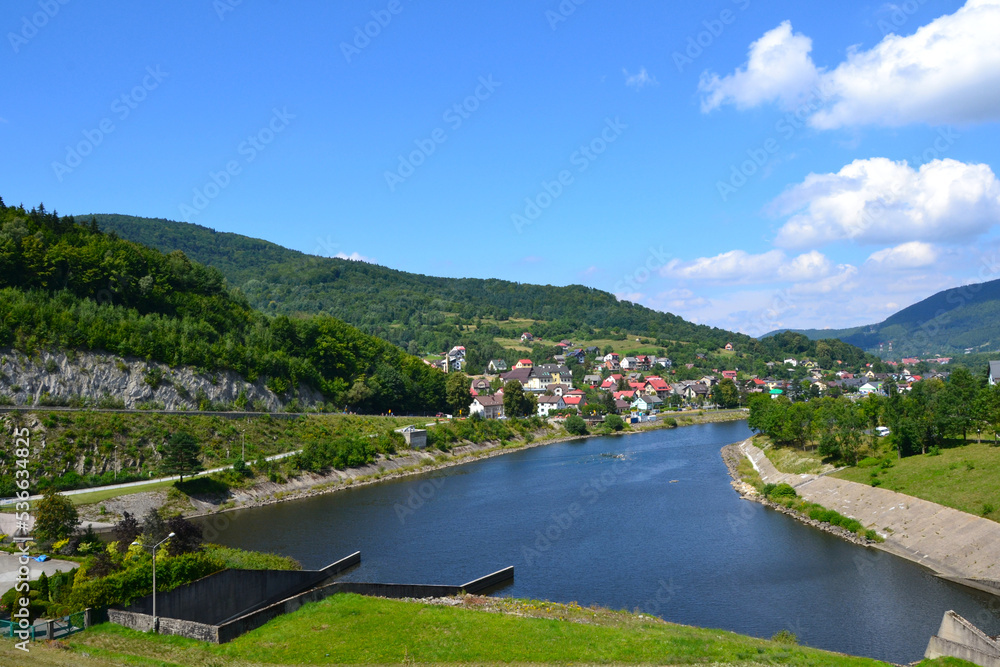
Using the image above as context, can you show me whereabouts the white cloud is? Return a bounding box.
[866,241,939,269]
[777,250,834,281]
[699,21,821,112]
[663,249,836,283]
[335,251,375,263]
[812,0,1000,128]
[699,0,1000,127]
[773,158,1000,248]
[624,67,658,90]
[663,249,785,281]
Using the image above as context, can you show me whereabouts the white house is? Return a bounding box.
[989,361,1000,386]
[469,395,504,419]
[536,394,566,417]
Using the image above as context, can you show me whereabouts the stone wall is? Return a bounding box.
[925,610,1000,666]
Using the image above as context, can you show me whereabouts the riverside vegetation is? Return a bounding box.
[747,366,1000,521]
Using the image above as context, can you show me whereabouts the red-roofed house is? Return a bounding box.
[613,390,636,401]
[563,394,586,409]
[515,359,533,369]
[721,370,738,380]
[645,376,671,398]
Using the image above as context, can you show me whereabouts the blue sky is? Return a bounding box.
[4,0,1000,334]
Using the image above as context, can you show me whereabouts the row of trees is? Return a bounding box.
[748,367,1000,463]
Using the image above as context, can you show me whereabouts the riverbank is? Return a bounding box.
[725,439,1000,598]
[82,409,748,526]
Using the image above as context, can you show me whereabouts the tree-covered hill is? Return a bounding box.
[87,214,875,372]
[0,200,445,413]
[765,278,1000,358]
[89,214,747,350]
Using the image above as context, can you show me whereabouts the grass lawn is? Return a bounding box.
[833,439,1000,520]
[1,594,945,666]
[757,437,838,475]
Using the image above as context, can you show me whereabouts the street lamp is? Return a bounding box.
[132,532,175,632]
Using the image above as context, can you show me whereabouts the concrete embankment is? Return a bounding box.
[730,439,1000,595]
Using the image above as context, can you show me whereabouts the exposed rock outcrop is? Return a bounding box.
[0,348,321,411]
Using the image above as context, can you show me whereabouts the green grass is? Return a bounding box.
[833,440,1000,519]
[759,438,837,475]
[37,594,897,666]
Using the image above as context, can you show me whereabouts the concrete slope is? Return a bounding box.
[739,440,1000,587]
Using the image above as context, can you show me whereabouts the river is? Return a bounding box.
[200,421,1000,663]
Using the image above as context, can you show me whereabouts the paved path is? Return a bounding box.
[0,449,301,506]
[739,440,1000,586]
[0,553,79,595]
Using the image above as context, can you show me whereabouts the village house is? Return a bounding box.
[632,394,663,413]
[562,390,586,410]
[500,367,532,386]
[644,376,671,398]
[583,374,602,387]
[469,378,492,395]
[469,394,504,419]
[724,342,734,351]
[721,370,738,380]
[520,332,534,342]
[621,356,640,370]
[515,359,534,369]
[525,364,574,392]
[487,359,508,373]
[536,394,566,417]
[600,374,623,391]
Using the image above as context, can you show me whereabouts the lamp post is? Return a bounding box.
[132,532,175,632]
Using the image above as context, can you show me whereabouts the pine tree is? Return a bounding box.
[158,431,204,482]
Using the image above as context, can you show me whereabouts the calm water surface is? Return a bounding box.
[201,421,1000,663]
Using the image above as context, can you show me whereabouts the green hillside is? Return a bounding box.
[766,279,1000,358]
[0,200,445,414]
[89,214,873,373]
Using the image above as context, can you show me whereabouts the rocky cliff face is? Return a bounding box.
[0,348,321,411]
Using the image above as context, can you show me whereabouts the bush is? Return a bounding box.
[565,415,588,436]
[865,529,879,541]
[604,414,625,432]
[663,417,677,428]
[767,483,797,500]
[771,630,798,645]
[927,446,941,456]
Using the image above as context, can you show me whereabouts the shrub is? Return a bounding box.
[771,630,798,645]
[565,415,588,436]
[858,457,880,468]
[983,503,995,517]
[663,417,678,428]
[865,529,879,541]
[604,414,625,432]
[927,446,941,456]
[767,483,797,499]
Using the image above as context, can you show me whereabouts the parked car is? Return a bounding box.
[875,426,891,437]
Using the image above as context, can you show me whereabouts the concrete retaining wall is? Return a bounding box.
[925,610,1000,666]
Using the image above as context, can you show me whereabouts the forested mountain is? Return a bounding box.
[765,279,1000,358]
[0,200,445,413]
[89,214,873,372]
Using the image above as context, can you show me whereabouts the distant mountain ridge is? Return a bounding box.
[765,278,1000,357]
